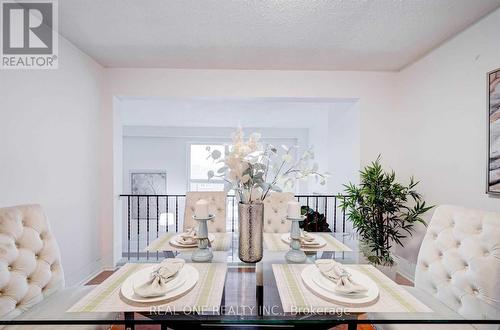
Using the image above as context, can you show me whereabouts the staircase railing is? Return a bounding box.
[118,193,349,260]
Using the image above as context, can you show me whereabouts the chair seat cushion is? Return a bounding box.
[6,285,118,329]
[373,286,496,330]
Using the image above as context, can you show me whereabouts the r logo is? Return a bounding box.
[2,1,53,54]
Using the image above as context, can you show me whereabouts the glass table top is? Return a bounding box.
[2,232,498,328]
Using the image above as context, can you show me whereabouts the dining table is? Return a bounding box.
[6,231,495,329]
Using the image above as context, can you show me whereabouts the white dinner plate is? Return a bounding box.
[169,233,216,248]
[301,264,379,307]
[280,233,327,249]
[120,264,199,303]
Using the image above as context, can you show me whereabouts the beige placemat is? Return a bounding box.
[146,232,232,252]
[272,264,432,313]
[68,263,227,313]
[264,233,352,252]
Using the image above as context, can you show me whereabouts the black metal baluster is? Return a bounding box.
[146,197,150,260]
[324,197,328,232]
[315,196,319,232]
[165,196,169,233]
[342,196,346,232]
[137,196,140,260]
[333,197,337,233]
[127,196,130,261]
[175,196,179,233]
[156,196,159,261]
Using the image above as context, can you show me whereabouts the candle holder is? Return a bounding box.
[285,216,307,263]
[191,214,214,263]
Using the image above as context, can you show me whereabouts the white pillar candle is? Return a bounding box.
[194,199,210,219]
[287,201,301,219]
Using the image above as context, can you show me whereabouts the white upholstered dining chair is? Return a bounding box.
[183,191,227,233]
[375,205,500,330]
[0,204,116,328]
[263,192,295,233]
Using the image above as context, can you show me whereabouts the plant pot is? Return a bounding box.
[358,239,398,280]
[238,202,263,263]
[374,263,398,281]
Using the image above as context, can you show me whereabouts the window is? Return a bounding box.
[189,144,226,191]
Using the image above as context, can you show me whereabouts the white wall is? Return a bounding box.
[327,102,361,191]
[393,8,500,268]
[0,37,105,285]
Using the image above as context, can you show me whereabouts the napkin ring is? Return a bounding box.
[151,269,175,282]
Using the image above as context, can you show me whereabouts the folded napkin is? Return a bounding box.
[315,259,368,294]
[176,227,198,245]
[299,230,319,246]
[133,259,185,297]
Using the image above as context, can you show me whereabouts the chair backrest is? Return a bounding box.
[263,192,295,233]
[183,192,227,233]
[0,204,64,319]
[415,205,500,319]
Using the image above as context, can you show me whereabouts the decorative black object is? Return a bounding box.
[299,206,331,232]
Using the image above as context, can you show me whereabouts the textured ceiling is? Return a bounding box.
[58,0,500,71]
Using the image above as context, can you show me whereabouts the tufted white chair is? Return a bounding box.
[183,192,227,233]
[263,192,295,233]
[376,205,500,330]
[0,204,116,328]
[0,204,64,319]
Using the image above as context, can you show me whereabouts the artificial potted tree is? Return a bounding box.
[340,156,433,267]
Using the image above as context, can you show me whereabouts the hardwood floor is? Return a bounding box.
[85,270,115,285]
[395,272,414,286]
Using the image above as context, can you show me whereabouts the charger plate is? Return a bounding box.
[120,264,199,303]
[281,233,327,248]
[301,264,379,307]
[169,233,216,248]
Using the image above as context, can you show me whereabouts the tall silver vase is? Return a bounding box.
[238,202,263,263]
